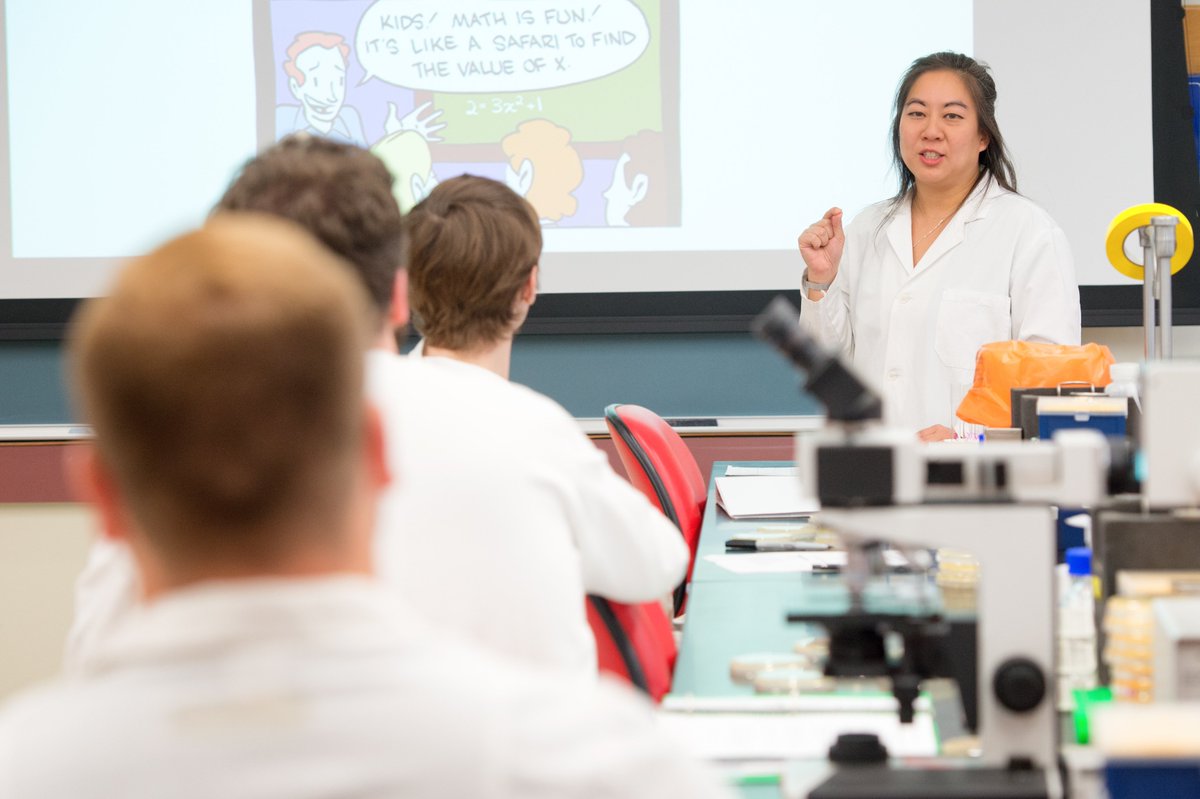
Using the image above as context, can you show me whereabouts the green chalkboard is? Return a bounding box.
[0,332,819,425]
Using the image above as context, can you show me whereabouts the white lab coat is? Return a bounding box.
[799,178,1081,433]
[2,577,730,798]
[367,352,688,678]
[64,352,688,681]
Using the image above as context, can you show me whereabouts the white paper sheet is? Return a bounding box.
[704,550,911,575]
[714,476,819,519]
[661,694,930,714]
[704,552,825,574]
[724,465,800,477]
[656,709,939,760]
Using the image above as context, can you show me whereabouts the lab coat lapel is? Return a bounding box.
[912,178,993,274]
[916,215,966,272]
[885,203,914,271]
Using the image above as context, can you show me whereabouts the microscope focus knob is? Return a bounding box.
[828,733,889,765]
[992,657,1046,712]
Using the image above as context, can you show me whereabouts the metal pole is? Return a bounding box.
[1152,216,1178,360]
[1140,226,1157,360]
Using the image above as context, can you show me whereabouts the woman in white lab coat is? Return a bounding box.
[796,52,1080,440]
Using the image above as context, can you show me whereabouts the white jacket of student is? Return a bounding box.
[799,178,1081,433]
[2,577,730,799]
[64,353,688,679]
[366,351,687,677]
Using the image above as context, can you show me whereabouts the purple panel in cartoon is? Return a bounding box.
[267,1,445,150]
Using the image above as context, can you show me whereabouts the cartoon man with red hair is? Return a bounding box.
[276,32,367,145]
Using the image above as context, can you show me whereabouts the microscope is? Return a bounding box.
[753,298,1111,799]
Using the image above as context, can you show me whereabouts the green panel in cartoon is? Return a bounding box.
[372,130,438,213]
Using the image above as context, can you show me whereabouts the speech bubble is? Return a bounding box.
[355,0,650,92]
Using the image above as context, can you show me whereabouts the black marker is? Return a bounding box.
[724,539,831,552]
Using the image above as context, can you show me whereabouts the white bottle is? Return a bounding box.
[1105,362,1141,412]
[1057,546,1098,710]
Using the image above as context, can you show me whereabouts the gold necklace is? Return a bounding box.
[913,188,974,249]
[913,213,950,247]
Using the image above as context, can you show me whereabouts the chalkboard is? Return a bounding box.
[0,333,822,425]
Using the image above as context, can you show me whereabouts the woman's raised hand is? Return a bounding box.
[797,207,845,282]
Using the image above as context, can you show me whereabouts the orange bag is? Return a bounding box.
[956,341,1116,428]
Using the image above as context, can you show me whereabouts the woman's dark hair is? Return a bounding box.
[888,51,1018,202]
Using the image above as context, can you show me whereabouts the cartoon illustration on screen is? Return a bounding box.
[275,30,446,148]
[502,120,583,224]
[277,33,366,145]
[371,130,438,213]
[262,0,680,228]
[605,130,668,226]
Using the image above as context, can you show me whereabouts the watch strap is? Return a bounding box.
[802,270,832,293]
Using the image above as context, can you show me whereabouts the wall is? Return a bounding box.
[0,431,794,702]
[0,504,92,700]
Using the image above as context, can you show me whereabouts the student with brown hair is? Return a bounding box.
[406,174,542,363]
[376,174,687,678]
[0,216,729,799]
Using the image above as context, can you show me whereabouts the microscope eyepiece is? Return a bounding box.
[752,296,883,422]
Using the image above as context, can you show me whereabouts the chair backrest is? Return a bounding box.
[586,595,676,702]
[604,403,707,614]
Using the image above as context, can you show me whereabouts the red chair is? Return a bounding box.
[586,595,676,702]
[604,403,707,615]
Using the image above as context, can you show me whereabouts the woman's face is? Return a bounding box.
[899,69,988,195]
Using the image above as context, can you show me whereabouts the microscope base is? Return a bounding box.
[808,765,1048,798]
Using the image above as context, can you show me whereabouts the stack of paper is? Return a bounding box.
[723,465,799,477]
[656,702,938,760]
[714,475,819,520]
[661,694,931,714]
[704,549,910,575]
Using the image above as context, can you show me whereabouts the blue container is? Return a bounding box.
[1106,759,1200,798]
[1190,77,1200,177]
[1037,395,1127,440]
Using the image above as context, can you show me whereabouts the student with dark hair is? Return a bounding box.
[796,52,1080,440]
[214,134,407,333]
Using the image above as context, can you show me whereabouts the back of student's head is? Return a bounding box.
[405,174,542,350]
[215,135,403,328]
[69,214,373,572]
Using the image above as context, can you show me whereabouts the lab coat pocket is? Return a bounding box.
[934,289,1011,374]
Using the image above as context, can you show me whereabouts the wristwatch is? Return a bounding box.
[802,270,832,294]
